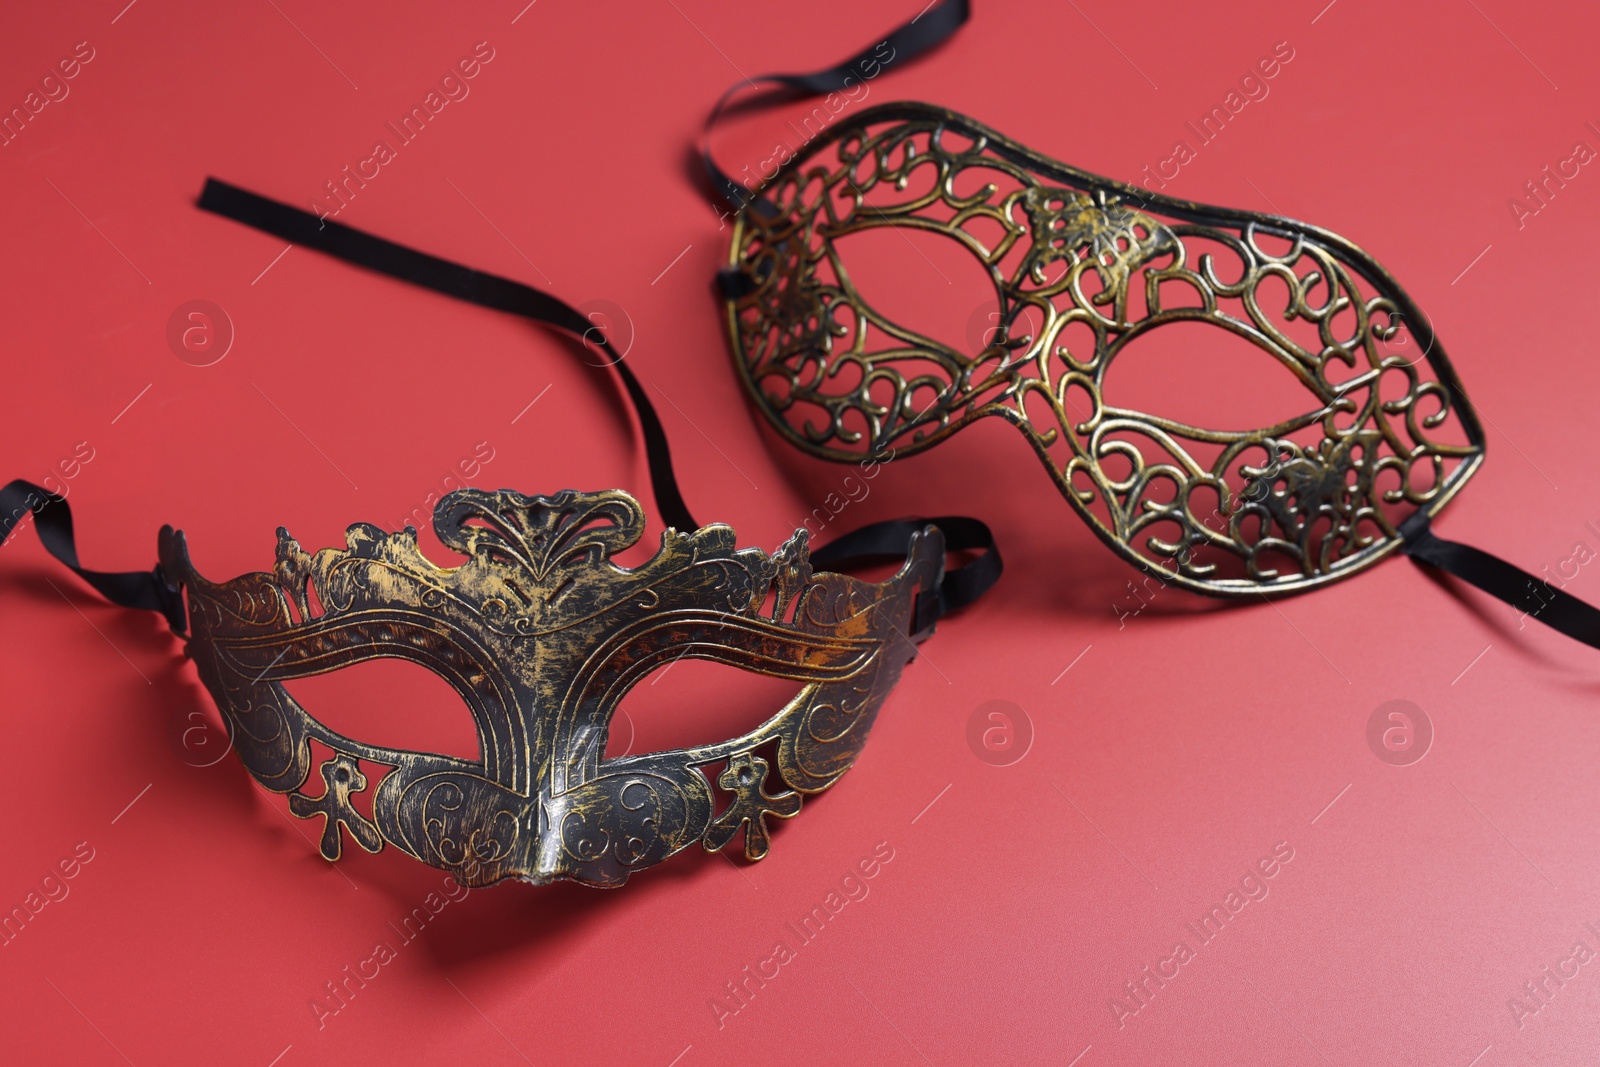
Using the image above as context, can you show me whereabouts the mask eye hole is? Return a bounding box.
[604,659,803,761]
[1101,319,1328,435]
[828,224,998,358]
[281,658,482,762]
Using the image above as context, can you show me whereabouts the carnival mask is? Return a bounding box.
[720,101,1484,598]
[0,170,998,891]
[688,0,1597,645]
[161,487,949,888]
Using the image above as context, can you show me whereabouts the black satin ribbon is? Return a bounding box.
[1400,511,1600,650]
[196,178,699,535]
[0,480,186,633]
[701,0,970,213]
[197,179,1001,623]
[811,514,1001,636]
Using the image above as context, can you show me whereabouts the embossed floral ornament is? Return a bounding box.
[1018,185,1162,289]
[162,487,944,889]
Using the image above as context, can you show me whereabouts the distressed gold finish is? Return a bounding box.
[160,488,944,888]
[724,103,1485,597]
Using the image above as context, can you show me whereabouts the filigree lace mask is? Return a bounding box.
[722,103,1485,597]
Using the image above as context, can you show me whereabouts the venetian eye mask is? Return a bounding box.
[700,0,1600,650]
[163,488,951,888]
[720,100,1482,597]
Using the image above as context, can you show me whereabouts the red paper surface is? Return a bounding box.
[2,1,1598,1064]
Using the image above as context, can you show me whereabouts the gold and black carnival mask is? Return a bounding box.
[720,101,1484,598]
[0,169,998,891]
[161,487,948,888]
[689,0,1600,649]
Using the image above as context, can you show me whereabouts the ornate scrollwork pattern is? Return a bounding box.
[162,488,942,888]
[723,103,1485,596]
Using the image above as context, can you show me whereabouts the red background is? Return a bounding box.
[3,1,1599,1064]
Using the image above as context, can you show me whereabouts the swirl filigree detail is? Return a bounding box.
[725,104,1485,596]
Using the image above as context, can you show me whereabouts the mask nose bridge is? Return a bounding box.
[541,615,734,799]
[509,621,643,805]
